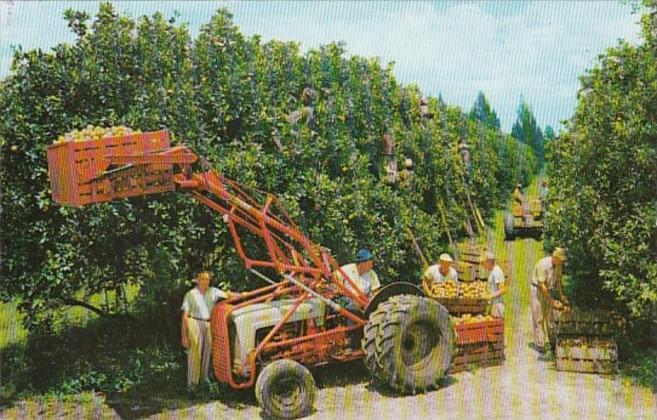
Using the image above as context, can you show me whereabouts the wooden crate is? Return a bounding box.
[435,297,487,315]
[450,347,504,373]
[449,319,505,373]
[46,130,174,207]
[457,243,484,265]
[553,309,623,337]
[456,260,480,282]
[455,318,504,345]
[530,199,542,216]
[555,336,618,374]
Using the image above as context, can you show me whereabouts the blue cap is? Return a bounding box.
[356,249,374,263]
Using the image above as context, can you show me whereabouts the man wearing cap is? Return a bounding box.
[422,253,458,294]
[181,271,238,389]
[336,249,381,308]
[481,251,506,318]
[530,248,568,353]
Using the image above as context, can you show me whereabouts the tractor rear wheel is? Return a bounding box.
[255,359,316,419]
[504,213,515,240]
[367,295,454,394]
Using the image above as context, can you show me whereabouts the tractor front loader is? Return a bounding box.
[46,130,454,419]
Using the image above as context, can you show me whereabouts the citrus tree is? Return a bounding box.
[0,4,537,330]
[545,2,657,319]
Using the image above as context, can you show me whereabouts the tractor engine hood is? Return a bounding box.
[230,298,326,374]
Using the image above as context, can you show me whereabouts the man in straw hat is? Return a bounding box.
[481,251,506,318]
[422,253,458,294]
[530,247,569,354]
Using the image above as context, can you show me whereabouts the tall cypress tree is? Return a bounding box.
[511,99,544,161]
[468,91,500,130]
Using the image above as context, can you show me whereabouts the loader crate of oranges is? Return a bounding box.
[46,127,175,207]
[427,280,488,315]
[449,315,505,373]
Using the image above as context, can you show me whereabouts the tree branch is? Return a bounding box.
[59,298,109,317]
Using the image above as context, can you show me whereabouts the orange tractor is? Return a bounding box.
[46,130,454,419]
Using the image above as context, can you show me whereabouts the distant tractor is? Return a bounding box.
[504,198,543,240]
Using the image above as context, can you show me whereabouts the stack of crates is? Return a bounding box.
[450,318,505,373]
[456,243,513,285]
[456,260,480,283]
[553,309,621,374]
[456,242,482,282]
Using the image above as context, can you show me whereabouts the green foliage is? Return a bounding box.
[545,4,657,319]
[511,99,545,162]
[468,91,501,130]
[0,314,186,400]
[0,3,537,331]
[622,350,657,391]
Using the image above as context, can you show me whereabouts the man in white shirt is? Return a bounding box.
[422,253,458,294]
[481,251,506,318]
[530,248,568,353]
[336,248,381,308]
[181,271,237,388]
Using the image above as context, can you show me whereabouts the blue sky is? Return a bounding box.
[0,1,643,131]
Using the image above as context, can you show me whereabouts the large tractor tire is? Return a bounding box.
[365,295,454,394]
[255,359,316,419]
[504,213,515,241]
[362,300,394,381]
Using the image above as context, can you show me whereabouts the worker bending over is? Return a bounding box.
[531,248,568,354]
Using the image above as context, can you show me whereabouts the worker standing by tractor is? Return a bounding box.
[422,253,458,295]
[530,248,569,354]
[181,271,238,389]
[481,251,506,319]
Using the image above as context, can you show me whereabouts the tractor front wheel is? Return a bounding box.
[255,359,316,419]
[365,295,454,394]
